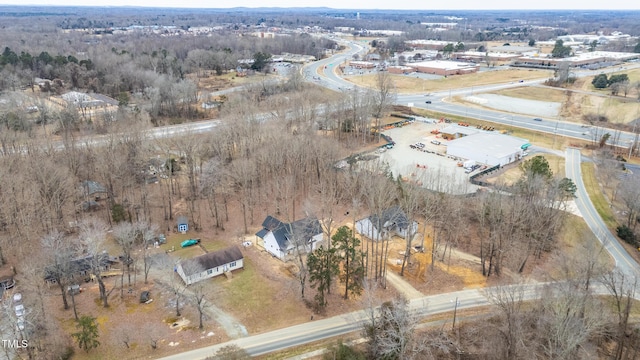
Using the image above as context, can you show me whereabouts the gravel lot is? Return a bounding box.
[466,93,561,118]
[377,122,478,194]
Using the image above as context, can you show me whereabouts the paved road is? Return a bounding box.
[310,39,640,149]
[155,286,486,360]
[156,281,617,360]
[565,148,640,278]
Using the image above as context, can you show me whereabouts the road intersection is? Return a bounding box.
[151,39,640,359]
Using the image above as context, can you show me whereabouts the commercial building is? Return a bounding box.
[439,124,478,140]
[446,132,529,167]
[407,60,479,76]
[515,51,639,68]
[387,65,415,74]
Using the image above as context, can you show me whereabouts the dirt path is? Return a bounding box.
[385,270,424,300]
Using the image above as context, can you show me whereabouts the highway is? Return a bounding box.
[303,39,640,149]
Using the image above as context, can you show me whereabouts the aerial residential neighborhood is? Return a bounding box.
[0,3,639,360]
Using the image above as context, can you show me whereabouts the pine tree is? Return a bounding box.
[307,245,339,309]
[72,315,100,352]
[332,226,365,300]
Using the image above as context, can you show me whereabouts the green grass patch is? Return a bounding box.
[161,233,206,259]
[200,240,227,253]
[216,258,303,333]
[581,162,617,228]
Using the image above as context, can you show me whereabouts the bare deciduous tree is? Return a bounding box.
[41,231,76,312]
[78,218,112,308]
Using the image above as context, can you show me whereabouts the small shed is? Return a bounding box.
[177,216,188,233]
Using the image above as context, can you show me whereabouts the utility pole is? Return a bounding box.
[452,297,459,330]
[629,120,638,159]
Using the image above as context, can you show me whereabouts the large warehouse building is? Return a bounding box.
[446,132,530,166]
[408,60,479,76]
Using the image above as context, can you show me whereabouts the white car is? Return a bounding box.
[16,318,25,331]
[14,304,25,317]
[13,293,22,303]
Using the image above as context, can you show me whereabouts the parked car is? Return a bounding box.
[14,304,25,317]
[16,318,25,331]
[431,140,441,145]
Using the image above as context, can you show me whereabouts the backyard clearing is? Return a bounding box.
[345,68,552,93]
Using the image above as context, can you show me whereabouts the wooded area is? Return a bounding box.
[0,6,639,360]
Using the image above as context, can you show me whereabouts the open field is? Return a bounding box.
[345,69,553,93]
[494,86,568,103]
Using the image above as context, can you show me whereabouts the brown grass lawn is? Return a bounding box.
[581,162,617,228]
[494,86,568,103]
[345,69,552,94]
[213,256,311,334]
[536,214,615,281]
[482,154,565,186]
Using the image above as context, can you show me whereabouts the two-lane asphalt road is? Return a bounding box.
[157,281,618,360]
[156,286,505,360]
[565,148,640,278]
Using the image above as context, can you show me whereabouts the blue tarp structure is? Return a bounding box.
[180,239,200,248]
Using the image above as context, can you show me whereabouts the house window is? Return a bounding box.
[230,261,236,267]
[207,269,213,275]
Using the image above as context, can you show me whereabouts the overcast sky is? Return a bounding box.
[2,0,638,10]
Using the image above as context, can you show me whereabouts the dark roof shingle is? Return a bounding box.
[180,246,243,277]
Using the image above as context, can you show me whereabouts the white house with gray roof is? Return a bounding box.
[255,216,323,261]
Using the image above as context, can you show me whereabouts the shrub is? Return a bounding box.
[617,225,637,246]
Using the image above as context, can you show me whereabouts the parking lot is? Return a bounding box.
[377,121,479,194]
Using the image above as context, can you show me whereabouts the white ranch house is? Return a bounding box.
[176,246,244,285]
